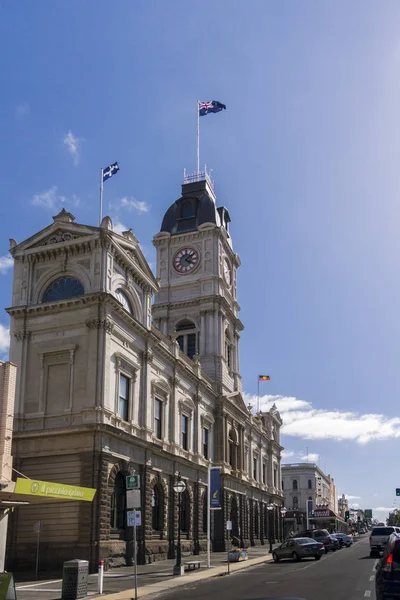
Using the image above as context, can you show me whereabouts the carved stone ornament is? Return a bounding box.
[13,330,31,341]
[85,318,114,333]
[143,349,153,363]
[44,230,80,246]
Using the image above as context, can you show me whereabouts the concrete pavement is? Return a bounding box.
[14,544,276,600]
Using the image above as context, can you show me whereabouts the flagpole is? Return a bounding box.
[257,377,260,414]
[99,169,104,225]
[197,100,200,175]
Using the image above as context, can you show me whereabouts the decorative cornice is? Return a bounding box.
[86,317,114,333]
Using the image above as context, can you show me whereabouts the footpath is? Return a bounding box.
[14,545,274,600]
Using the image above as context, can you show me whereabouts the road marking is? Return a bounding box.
[364,591,371,597]
[16,579,62,589]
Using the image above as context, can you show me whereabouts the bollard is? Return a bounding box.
[98,559,104,594]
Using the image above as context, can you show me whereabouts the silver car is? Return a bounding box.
[272,537,324,562]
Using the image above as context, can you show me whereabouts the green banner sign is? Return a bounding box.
[14,478,96,502]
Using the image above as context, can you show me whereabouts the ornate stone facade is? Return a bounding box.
[5,179,283,573]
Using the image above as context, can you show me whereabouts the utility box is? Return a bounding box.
[61,559,89,600]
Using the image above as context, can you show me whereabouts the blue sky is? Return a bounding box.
[1,0,400,519]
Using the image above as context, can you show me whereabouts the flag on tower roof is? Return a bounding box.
[102,162,119,182]
[199,100,226,116]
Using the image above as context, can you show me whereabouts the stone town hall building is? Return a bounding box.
[5,172,283,571]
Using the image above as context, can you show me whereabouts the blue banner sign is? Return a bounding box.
[210,467,221,510]
[307,499,313,518]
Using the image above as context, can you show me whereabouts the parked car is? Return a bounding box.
[296,529,338,553]
[333,533,353,547]
[272,537,325,562]
[375,532,400,600]
[371,527,399,557]
[331,533,345,548]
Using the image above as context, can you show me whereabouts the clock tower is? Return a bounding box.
[152,170,243,393]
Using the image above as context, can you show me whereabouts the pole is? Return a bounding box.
[98,560,104,594]
[207,467,211,568]
[99,168,104,225]
[196,101,200,175]
[269,510,273,554]
[227,527,230,575]
[177,491,182,568]
[35,521,40,580]
[257,377,260,413]
[133,522,138,600]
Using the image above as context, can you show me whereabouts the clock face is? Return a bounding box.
[173,248,200,274]
[223,258,232,286]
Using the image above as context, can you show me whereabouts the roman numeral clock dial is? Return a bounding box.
[173,248,200,274]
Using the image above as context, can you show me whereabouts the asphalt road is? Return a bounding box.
[154,536,377,600]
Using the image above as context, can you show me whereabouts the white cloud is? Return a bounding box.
[281,450,295,459]
[16,103,30,116]
[0,255,13,274]
[299,452,320,462]
[0,324,10,355]
[120,197,150,214]
[351,503,360,508]
[244,393,400,445]
[32,186,79,211]
[346,495,361,500]
[374,507,393,513]
[112,218,128,235]
[63,131,82,166]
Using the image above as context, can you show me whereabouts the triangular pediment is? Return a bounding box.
[10,222,99,254]
[223,391,250,415]
[111,234,158,290]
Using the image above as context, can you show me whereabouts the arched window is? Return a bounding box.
[254,503,259,538]
[152,484,164,531]
[293,496,298,510]
[176,320,197,360]
[203,496,208,534]
[42,276,84,303]
[308,496,312,501]
[110,473,126,530]
[308,479,312,489]
[282,480,284,490]
[225,329,232,369]
[180,490,190,533]
[293,480,298,490]
[228,429,237,470]
[115,289,133,314]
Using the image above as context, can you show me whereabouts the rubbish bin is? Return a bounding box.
[61,559,88,600]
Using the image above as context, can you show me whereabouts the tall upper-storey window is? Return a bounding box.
[176,320,197,360]
[42,277,84,302]
[115,289,133,314]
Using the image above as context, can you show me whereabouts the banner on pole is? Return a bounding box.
[307,499,313,518]
[210,467,221,510]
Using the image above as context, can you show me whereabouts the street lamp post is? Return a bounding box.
[280,507,287,542]
[173,474,186,576]
[267,502,275,554]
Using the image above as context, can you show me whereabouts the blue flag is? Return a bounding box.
[199,100,226,117]
[103,162,119,182]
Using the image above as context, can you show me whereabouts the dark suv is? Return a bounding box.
[375,532,400,600]
[295,529,338,553]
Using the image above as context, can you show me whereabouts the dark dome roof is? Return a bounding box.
[160,181,220,235]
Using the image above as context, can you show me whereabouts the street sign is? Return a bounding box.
[126,489,141,509]
[365,509,373,519]
[126,475,140,490]
[33,521,41,534]
[226,520,232,531]
[127,510,142,527]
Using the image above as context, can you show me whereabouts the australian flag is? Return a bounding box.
[199,100,226,117]
[102,162,119,182]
